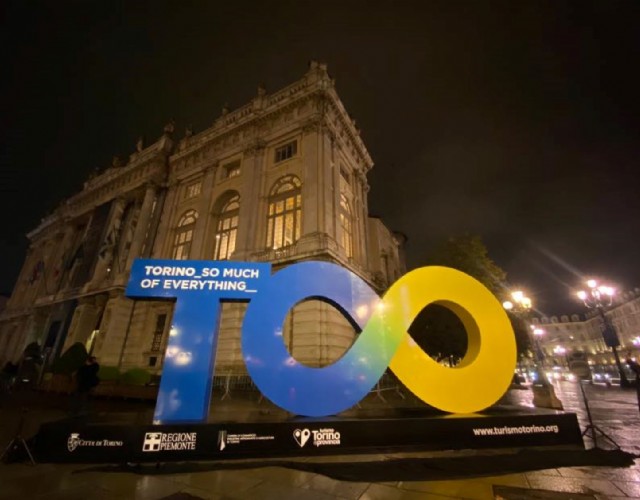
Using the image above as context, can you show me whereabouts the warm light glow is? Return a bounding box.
[175,351,193,366]
[577,278,616,309]
[553,346,566,355]
[601,286,615,296]
[521,297,532,309]
[356,304,369,319]
[502,301,514,310]
[512,291,524,302]
[533,328,544,336]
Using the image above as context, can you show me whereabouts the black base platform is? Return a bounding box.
[33,407,584,463]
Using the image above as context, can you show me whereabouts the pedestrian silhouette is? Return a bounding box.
[71,356,100,416]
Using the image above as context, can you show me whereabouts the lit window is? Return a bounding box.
[214,194,240,260]
[150,314,167,352]
[184,181,202,200]
[266,175,301,249]
[340,194,353,258]
[222,160,241,179]
[274,141,297,163]
[172,210,198,260]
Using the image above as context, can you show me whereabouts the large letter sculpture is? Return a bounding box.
[127,260,516,423]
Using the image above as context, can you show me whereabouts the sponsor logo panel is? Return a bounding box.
[142,432,197,452]
[66,433,124,452]
[293,427,341,448]
[216,430,275,451]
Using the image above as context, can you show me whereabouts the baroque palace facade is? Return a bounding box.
[0,62,406,375]
[532,289,640,374]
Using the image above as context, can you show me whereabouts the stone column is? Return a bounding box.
[90,197,127,287]
[190,168,216,259]
[237,143,266,258]
[358,174,370,269]
[301,123,321,236]
[125,184,158,271]
[152,185,178,258]
[63,298,100,350]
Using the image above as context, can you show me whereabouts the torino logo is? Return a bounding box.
[127,260,517,424]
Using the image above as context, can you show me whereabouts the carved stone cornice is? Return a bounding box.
[243,140,266,158]
[301,116,324,135]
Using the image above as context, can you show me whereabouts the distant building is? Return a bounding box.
[0,62,406,374]
[532,289,640,374]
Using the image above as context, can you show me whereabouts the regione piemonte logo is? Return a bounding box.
[293,428,311,448]
[142,432,163,452]
[142,431,197,452]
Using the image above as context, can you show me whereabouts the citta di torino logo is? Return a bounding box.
[67,433,81,452]
[66,433,123,452]
[293,428,341,448]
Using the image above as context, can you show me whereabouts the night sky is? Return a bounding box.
[2,1,639,315]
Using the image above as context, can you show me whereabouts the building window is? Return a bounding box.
[214,194,240,260]
[172,210,198,260]
[184,181,202,200]
[222,160,241,179]
[340,194,353,258]
[266,175,302,249]
[150,313,167,352]
[274,140,297,163]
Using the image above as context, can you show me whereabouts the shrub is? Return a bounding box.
[120,368,152,386]
[51,343,88,375]
[98,365,120,382]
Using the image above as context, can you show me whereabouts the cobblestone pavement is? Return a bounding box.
[1,381,639,499]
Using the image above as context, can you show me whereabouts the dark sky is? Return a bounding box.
[2,1,639,315]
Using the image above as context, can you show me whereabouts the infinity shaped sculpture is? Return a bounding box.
[127,260,516,423]
[242,261,517,417]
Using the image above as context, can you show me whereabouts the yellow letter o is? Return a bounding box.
[385,266,517,413]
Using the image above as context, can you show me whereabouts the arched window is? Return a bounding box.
[214,194,240,260]
[339,194,353,258]
[266,175,301,249]
[172,210,198,260]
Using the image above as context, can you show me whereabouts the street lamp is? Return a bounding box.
[576,279,630,388]
[503,290,563,410]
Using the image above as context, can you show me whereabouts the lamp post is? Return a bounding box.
[576,279,630,388]
[503,291,563,410]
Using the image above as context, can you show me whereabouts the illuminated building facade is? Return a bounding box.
[532,289,640,376]
[0,62,406,375]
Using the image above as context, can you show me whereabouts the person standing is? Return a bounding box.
[72,356,100,415]
[625,357,640,414]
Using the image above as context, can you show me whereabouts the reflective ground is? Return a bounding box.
[1,381,639,499]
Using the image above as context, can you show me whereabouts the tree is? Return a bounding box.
[425,235,506,295]
[409,235,529,363]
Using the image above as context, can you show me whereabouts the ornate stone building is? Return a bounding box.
[0,62,406,376]
[532,289,640,375]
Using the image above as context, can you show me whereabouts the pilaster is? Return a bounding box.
[237,143,266,258]
[191,167,217,258]
[125,184,158,270]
